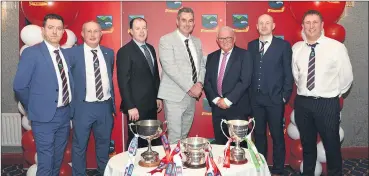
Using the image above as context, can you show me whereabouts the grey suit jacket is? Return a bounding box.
[158,30,205,102]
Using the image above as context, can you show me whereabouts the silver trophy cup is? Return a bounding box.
[181,136,210,169]
[220,118,255,164]
[129,120,167,167]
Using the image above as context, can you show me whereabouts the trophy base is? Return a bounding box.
[183,162,206,169]
[138,160,161,167]
[230,159,248,165]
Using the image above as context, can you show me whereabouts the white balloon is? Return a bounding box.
[64,29,77,46]
[20,45,30,56]
[287,123,300,140]
[70,120,73,129]
[21,115,32,131]
[317,141,326,163]
[300,161,322,176]
[339,126,344,142]
[290,110,296,125]
[18,101,27,116]
[20,25,43,46]
[34,153,38,164]
[26,164,37,176]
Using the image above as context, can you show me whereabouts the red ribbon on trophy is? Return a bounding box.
[205,144,222,176]
[223,138,232,168]
[148,140,182,175]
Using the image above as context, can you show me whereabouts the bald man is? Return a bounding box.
[247,14,293,176]
[204,26,253,145]
[66,21,115,175]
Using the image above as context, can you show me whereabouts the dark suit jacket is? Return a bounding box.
[204,46,253,117]
[247,36,293,104]
[65,44,116,116]
[13,41,74,122]
[116,40,160,116]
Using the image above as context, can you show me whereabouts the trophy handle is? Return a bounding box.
[128,123,138,136]
[248,118,256,135]
[162,120,168,134]
[220,119,230,139]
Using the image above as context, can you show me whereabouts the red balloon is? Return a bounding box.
[23,150,36,165]
[321,162,327,175]
[324,23,346,42]
[290,139,303,159]
[289,1,346,24]
[21,2,79,27]
[22,130,36,152]
[291,26,304,45]
[289,155,303,171]
[339,97,344,110]
[59,163,72,176]
[59,31,68,45]
[63,142,72,163]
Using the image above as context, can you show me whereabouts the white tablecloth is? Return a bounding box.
[104,144,271,176]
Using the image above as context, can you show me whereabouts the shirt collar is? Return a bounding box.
[44,40,60,52]
[84,43,101,52]
[304,32,326,45]
[133,38,146,47]
[259,34,273,44]
[221,47,234,56]
[177,29,191,42]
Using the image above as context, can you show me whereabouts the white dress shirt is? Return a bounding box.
[259,34,273,54]
[212,48,234,107]
[44,41,72,107]
[292,34,353,98]
[84,43,111,102]
[176,29,199,80]
[133,39,155,65]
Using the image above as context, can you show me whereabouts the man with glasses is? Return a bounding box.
[247,14,293,176]
[204,26,253,145]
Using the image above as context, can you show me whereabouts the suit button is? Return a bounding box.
[56,89,59,91]
[55,100,57,103]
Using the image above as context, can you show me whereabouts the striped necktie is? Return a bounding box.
[54,50,70,105]
[307,43,318,91]
[91,50,104,100]
[184,39,197,83]
[259,41,268,58]
[141,44,154,75]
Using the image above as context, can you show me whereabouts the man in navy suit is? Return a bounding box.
[66,21,115,175]
[247,14,293,176]
[204,26,253,145]
[14,14,73,176]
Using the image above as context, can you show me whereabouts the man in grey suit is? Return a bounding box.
[158,7,205,144]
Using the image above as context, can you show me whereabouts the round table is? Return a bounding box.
[104,145,271,176]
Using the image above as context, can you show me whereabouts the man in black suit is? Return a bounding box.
[247,14,293,176]
[204,26,253,145]
[117,17,162,150]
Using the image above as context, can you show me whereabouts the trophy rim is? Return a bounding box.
[181,137,209,149]
[135,119,163,127]
[227,120,250,126]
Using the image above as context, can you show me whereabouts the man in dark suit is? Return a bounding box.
[116,17,162,150]
[14,14,73,176]
[204,26,253,145]
[247,14,293,176]
[66,21,115,175]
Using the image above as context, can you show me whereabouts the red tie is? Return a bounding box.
[217,52,229,96]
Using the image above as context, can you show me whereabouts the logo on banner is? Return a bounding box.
[232,14,249,32]
[268,1,285,13]
[202,97,212,115]
[165,1,182,13]
[201,14,218,32]
[97,15,114,34]
[275,35,284,40]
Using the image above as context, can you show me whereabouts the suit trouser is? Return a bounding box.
[31,105,70,176]
[72,100,113,176]
[125,108,161,151]
[294,95,342,176]
[251,92,285,175]
[164,94,195,144]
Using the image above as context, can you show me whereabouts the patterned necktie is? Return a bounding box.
[307,43,318,91]
[184,39,197,83]
[54,50,70,106]
[217,52,229,96]
[141,45,154,75]
[91,50,104,100]
[259,41,268,58]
